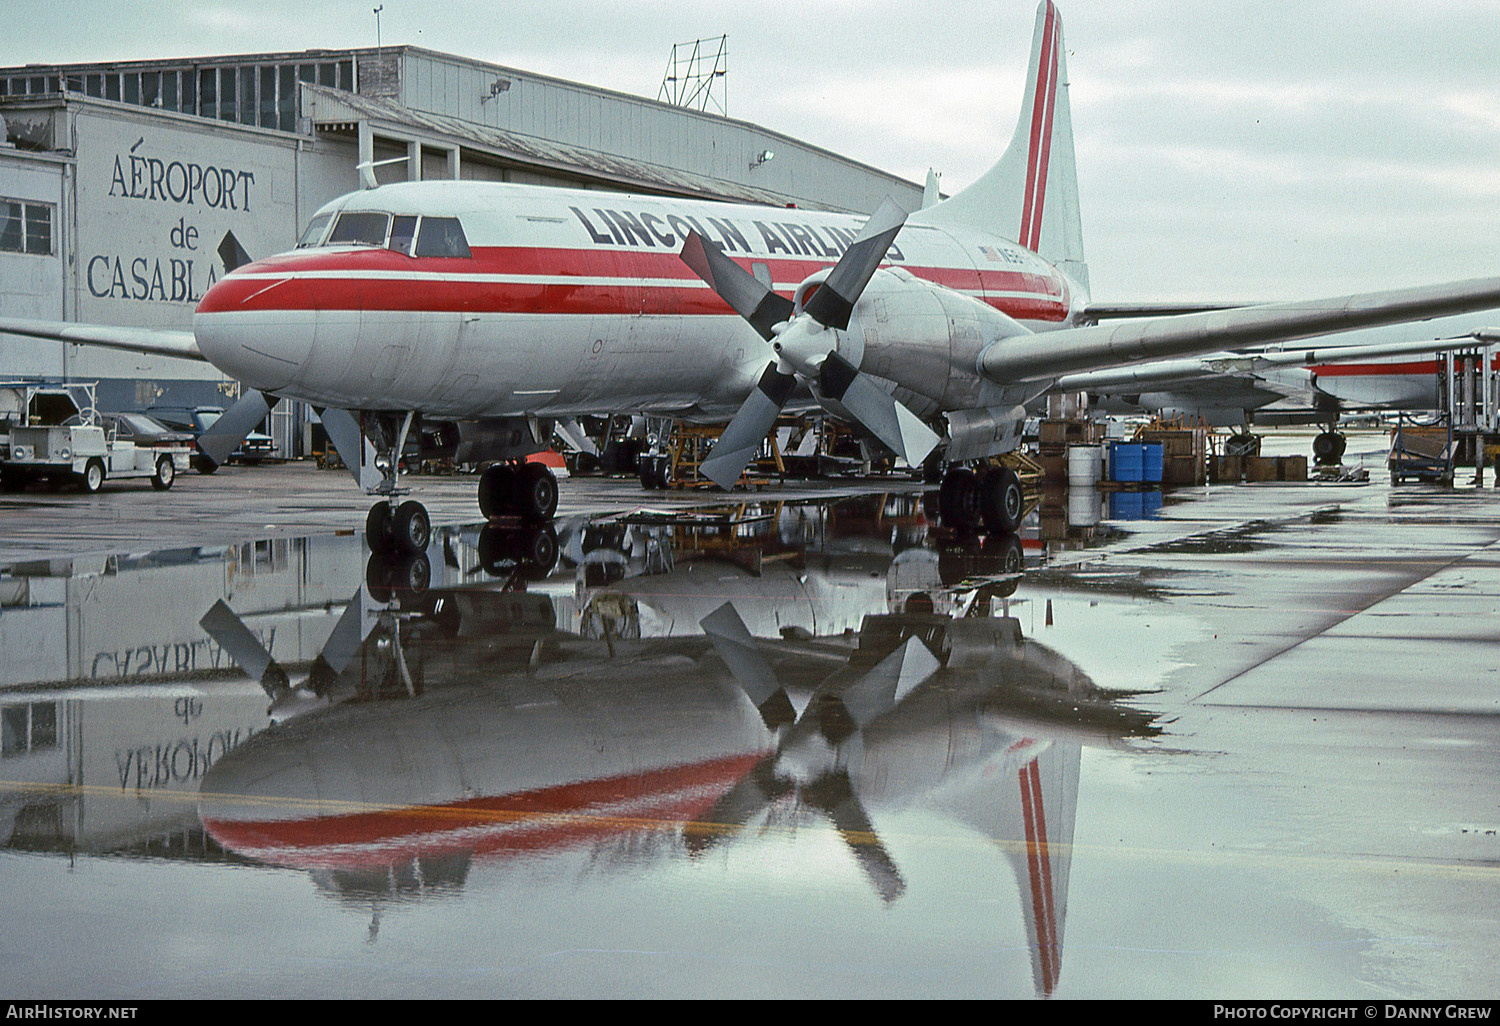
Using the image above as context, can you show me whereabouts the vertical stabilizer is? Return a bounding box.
[919,1,1087,290]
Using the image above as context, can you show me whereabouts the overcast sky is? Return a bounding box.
[5,0,1500,303]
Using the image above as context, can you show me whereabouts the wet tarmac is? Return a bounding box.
[1,430,1497,999]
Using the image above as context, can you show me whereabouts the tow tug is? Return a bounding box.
[0,382,192,493]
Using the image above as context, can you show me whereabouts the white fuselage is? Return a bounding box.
[193,180,1083,421]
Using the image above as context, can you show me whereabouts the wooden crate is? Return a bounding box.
[1279,456,1308,481]
[1245,456,1279,482]
[1137,428,1205,458]
[1210,455,1243,483]
[1161,454,1205,486]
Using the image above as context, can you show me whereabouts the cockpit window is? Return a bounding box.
[389,215,418,255]
[295,212,333,248]
[414,216,471,258]
[328,211,392,247]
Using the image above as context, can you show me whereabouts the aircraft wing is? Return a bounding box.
[0,316,202,362]
[1052,331,1500,392]
[980,278,1500,384]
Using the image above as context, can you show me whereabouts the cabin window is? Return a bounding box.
[414,216,471,258]
[296,212,334,248]
[388,215,418,255]
[328,211,391,247]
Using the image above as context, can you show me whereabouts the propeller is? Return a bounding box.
[695,601,942,902]
[196,388,275,468]
[680,198,941,489]
[199,591,369,713]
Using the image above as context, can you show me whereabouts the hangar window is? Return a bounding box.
[414,217,472,259]
[219,67,236,121]
[0,200,53,256]
[328,211,391,247]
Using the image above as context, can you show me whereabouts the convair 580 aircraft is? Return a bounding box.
[8,1,1500,551]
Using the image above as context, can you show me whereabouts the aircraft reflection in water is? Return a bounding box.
[195,495,1158,997]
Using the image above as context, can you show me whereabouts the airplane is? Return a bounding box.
[196,573,1157,998]
[7,0,1500,553]
[1051,330,1500,462]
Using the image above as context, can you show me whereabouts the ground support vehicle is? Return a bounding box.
[1,383,191,492]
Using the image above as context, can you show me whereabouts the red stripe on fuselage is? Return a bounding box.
[198,246,1072,322]
[1311,355,1500,377]
[201,751,766,863]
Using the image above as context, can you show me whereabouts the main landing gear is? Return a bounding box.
[935,463,1025,534]
[362,412,561,559]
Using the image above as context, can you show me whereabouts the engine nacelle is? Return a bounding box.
[842,268,1028,414]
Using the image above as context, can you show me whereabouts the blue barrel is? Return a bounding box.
[1142,442,1164,483]
[1111,442,1144,482]
[1110,490,1144,519]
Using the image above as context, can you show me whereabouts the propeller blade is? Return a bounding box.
[698,363,799,490]
[802,197,907,330]
[817,352,941,466]
[835,634,941,731]
[305,592,366,696]
[684,756,792,855]
[801,772,907,904]
[315,406,374,487]
[217,230,253,273]
[700,601,797,730]
[197,389,274,468]
[199,599,290,701]
[679,233,793,340]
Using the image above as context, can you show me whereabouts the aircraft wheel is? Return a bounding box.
[979,465,1025,534]
[938,467,982,532]
[1312,431,1346,465]
[517,462,558,522]
[365,502,393,550]
[391,500,431,555]
[80,459,105,494]
[394,552,431,595]
[478,463,517,519]
[151,455,176,491]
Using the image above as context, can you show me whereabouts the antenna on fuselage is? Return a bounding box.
[356,155,410,190]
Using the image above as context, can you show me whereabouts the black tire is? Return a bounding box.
[478,463,517,519]
[80,459,105,494]
[391,500,431,555]
[365,502,393,551]
[639,456,660,490]
[518,523,559,579]
[194,454,219,475]
[517,462,558,522]
[1312,431,1347,465]
[980,466,1025,534]
[393,552,431,595]
[365,552,394,603]
[938,467,982,532]
[151,455,176,491]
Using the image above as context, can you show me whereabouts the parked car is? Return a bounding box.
[144,405,276,472]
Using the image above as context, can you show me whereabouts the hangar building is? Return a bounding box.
[0,45,923,453]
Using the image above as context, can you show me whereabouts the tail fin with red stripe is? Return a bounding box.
[919,1,1087,290]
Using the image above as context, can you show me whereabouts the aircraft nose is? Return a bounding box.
[194,273,315,391]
